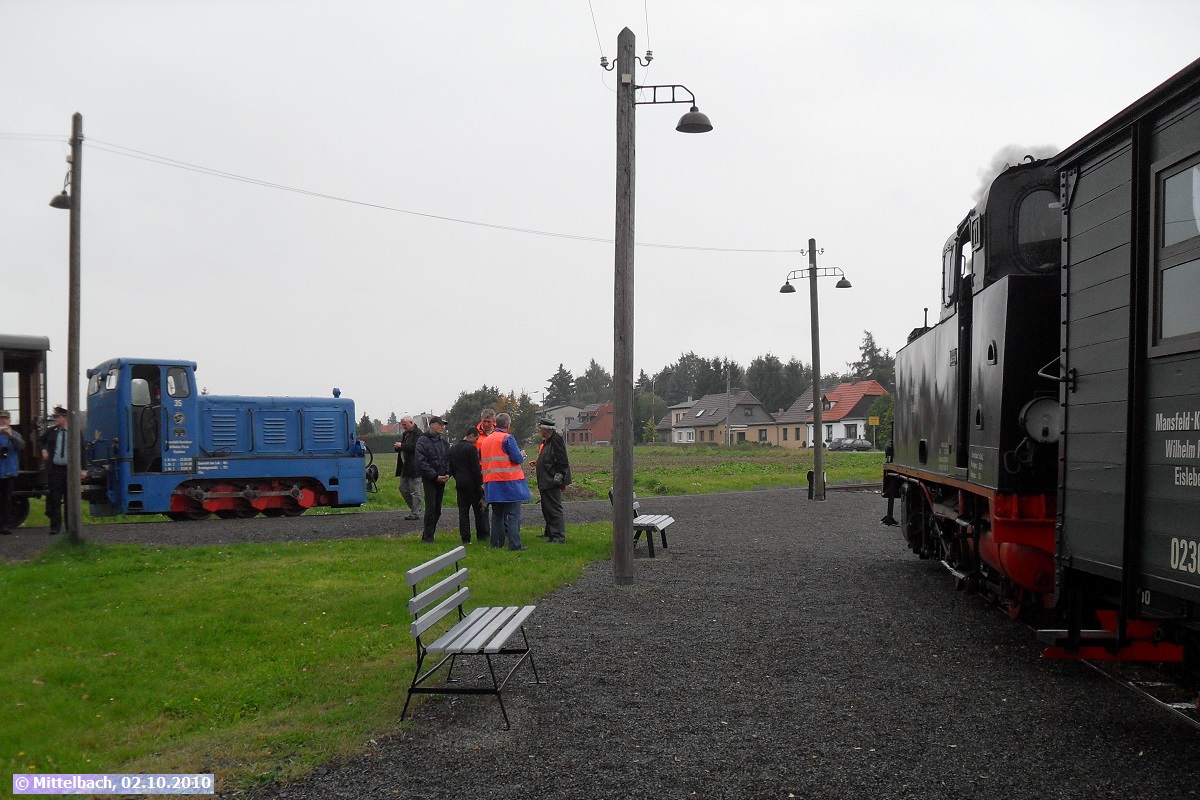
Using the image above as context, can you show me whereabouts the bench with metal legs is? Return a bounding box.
[400,546,544,729]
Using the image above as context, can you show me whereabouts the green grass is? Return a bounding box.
[1,525,612,789]
[565,444,884,499]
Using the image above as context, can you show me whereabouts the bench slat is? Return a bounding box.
[484,605,536,654]
[459,606,522,653]
[428,605,506,653]
[410,585,471,639]
[420,606,489,648]
[405,545,466,587]
[409,567,469,615]
[633,514,674,529]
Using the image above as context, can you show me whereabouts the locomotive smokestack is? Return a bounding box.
[972,144,1058,202]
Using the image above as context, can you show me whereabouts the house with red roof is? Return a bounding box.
[565,401,614,445]
[774,379,888,449]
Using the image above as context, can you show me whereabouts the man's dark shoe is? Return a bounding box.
[508,545,529,551]
[0,529,11,535]
[421,537,435,543]
[404,512,421,520]
[48,529,60,536]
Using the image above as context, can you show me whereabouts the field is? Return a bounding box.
[19,444,883,527]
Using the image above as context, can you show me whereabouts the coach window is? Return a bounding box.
[166,367,191,398]
[1153,152,1200,353]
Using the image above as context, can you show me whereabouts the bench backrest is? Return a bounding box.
[607,487,640,517]
[405,545,471,640]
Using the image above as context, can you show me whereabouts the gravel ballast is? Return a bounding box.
[5,490,1198,798]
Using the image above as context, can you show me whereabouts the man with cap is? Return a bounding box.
[38,405,76,536]
[448,427,488,544]
[0,409,25,535]
[533,417,571,543]
[413,415,451,543]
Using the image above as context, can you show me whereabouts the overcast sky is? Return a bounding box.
[3,1,1199,422]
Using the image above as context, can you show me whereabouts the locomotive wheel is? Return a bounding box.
[167,510,211,521]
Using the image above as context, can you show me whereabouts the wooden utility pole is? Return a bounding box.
[66,112,84,543]
[612,27,636,585]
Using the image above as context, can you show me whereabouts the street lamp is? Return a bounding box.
[780,238,851,502]
[604,27,711,585]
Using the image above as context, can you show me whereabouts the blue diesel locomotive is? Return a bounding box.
[83,358,367,519]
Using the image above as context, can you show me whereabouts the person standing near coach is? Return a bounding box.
[481,411,531,551]
[39,406,83,536]
[533,418,571,543]
[414,415,451,543]
[394,415,424,521]
[0,409,25,535]
[448,428,488,544]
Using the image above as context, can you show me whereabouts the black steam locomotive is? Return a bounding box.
[883,57,1200,667]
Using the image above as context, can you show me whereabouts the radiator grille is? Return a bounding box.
[209,412,239,448]
[262,416,289,446]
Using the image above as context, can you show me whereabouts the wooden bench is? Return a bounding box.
[399,545,543,729]
[609,488,675,558]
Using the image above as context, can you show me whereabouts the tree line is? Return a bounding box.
[358,331,895,445]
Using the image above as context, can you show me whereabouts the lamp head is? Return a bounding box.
[779,281,797,294]
[49,191,72,210]
[835,277,852,289]
[676,106,713,134]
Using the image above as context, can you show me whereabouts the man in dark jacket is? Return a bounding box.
[393,415,423,521]
[39,405,83,536]
[533,418,571,543]
[448,428,488,544]
[414,416,451,542]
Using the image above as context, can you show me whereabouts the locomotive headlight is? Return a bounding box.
[1019,396,1062,443]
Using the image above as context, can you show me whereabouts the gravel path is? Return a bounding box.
[6,490,1198,798]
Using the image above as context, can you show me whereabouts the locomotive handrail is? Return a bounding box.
[1036,356,1076,391]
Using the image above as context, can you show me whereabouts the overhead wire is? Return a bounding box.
[14,134,804,254]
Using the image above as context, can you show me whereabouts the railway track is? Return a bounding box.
[1082,659,1200,731]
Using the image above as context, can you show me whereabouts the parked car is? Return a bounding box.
[828,438,874,451]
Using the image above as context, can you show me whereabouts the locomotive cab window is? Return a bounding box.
[1015,188,1060,273]
[1152,151,1200,354]
[166,367,191,399]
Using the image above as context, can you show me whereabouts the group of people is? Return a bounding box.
[0,405,83,536]
[393,408,571,550]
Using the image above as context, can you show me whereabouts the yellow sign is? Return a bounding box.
[868,416,879,426]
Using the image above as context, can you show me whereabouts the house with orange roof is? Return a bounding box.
[774,379,888,449]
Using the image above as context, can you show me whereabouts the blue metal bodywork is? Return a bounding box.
[84,358,366,518]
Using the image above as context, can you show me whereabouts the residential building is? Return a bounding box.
[655,399,696,443]
[565,401,614,445]
[541,403,582,437]
[774,379,889,449]
[664,390,777,445]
